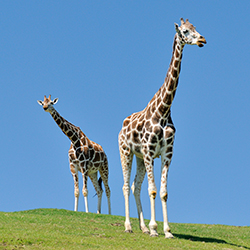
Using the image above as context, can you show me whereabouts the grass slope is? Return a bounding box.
[0,209,249,250]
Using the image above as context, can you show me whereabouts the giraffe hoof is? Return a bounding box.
[150,232,159,237]
[165,232,174,239]
[140,226,150,234]
[125,229,133,233]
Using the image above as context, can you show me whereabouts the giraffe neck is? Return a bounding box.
[146,34,184,124]
[49,108,84,148]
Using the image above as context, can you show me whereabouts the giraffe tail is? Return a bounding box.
[93,177,103,197]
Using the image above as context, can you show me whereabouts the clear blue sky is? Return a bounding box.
[0,1,249,227]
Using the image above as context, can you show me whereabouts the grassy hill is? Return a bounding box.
[0,209,249,249]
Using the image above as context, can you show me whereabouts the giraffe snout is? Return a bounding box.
[196,36,206,47]
[43,106,49,111]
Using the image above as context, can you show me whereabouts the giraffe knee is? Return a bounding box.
[148,186,157,199]
[123,185,130,196]
[82,189,88,197]
[151,191,157,199]
[132,183,141,197]
[74,188,80,198]
[131,182,135,194]
[160,192,168,202]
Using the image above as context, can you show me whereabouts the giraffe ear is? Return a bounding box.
[37,100,43,106]
[174,23,180,33]
[52,98,59,104]
[175,23,182,36]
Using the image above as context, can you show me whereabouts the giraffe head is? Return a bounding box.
[174,18,206,47]
[37,95,59,113]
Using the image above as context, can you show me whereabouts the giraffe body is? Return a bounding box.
[119,18,206,238]
[38,95,111,214]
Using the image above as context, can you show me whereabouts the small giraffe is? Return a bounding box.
[38,95,111,214]
[118,18,206,238]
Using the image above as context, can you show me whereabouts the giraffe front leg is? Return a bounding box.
[160,162,174,238]
[70,163,79,212]
[144,156,158,237]
[149,195,158,237]
[74,193,79,212]
[160,128,175,238]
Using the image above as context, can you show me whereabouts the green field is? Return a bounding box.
[0,209,249,249]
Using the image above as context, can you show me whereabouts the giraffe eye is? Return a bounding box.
[183,29,188,34]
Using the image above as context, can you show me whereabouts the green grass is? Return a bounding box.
[0,209,249,249]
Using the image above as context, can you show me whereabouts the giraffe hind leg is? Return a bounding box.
[120,151,133,233]
[81,172,89,213]
[132,157,150,234]
[89,172,103,214]
[99,163,111,215]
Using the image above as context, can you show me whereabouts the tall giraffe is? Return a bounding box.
[38,95,111,215]
[118,18,206,238]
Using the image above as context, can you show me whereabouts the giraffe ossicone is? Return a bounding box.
[119,18,206,238]
[38,95,111,215]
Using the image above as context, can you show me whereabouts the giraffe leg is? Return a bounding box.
[99,159,111,214]
[120,150,133,233]
[144,155,158,237]
[160,162,173,238]
[81,172,89,213]
[131,157,149,234]
[160,128,175,238]
[89,172,103,214]
[70,163,79,212]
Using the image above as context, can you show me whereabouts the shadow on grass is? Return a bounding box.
[174,233,250,249]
